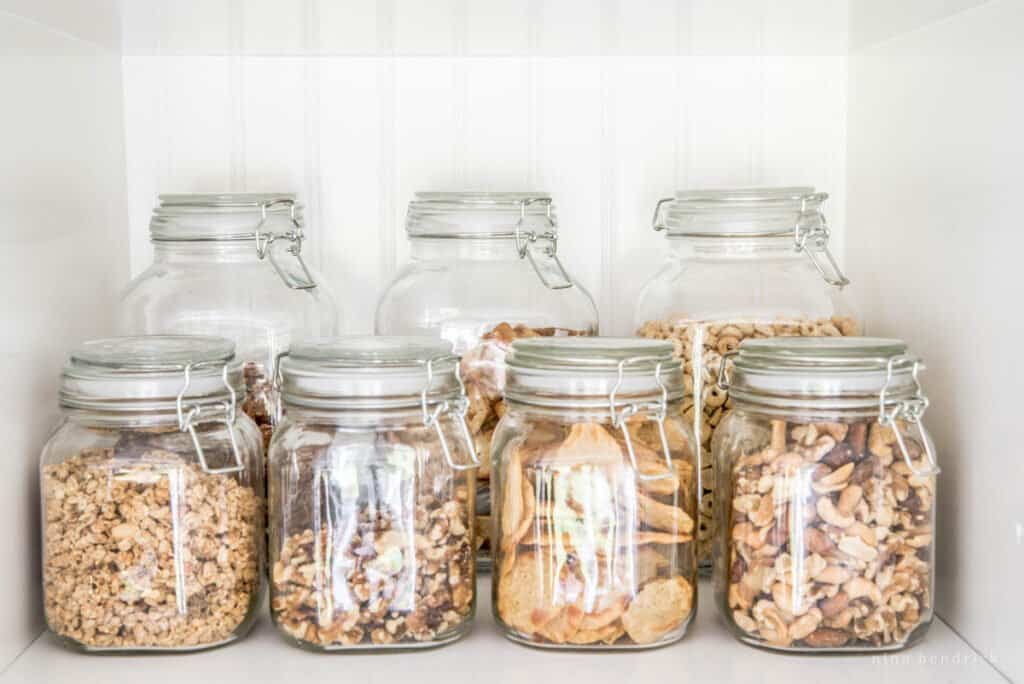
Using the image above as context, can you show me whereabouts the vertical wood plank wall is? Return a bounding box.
[121,0,849,336]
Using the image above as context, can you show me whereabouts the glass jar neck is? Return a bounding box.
[281,403,432,428]
[153,240,261,264]
[665,235,805,260]
[408,237,523,262]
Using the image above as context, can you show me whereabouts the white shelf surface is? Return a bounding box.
[4,579,1003,684]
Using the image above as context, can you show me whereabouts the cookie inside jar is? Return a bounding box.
[492,337,698,649]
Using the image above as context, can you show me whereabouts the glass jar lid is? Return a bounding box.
[60,335,241,411]
[150,193,317,290]
[651,186,849,288]
[722,337,923,409]
[506,337,685,407]
[277,336,463,409]
[405,191,572,290]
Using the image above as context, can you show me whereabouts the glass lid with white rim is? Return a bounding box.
[505,337,684,403]
[654,186,827,236]
[405,192,554,238]
[277,336,463,407]
[60,335,240,408]
[150,193,303,241]
[723,336,924,404]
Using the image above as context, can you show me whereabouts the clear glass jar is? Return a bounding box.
[269,337,479,650]
[40,336,265,652]
[492,338,698,649]
[635,187,859,565]
[375,192,599,567]
[712,337,939,652]
[119,194,340,449]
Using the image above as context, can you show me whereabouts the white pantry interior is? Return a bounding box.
[1,0,1021,681]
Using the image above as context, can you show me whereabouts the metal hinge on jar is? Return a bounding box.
[609,356,700,493]
[794,198,850,288]
[879,354,941,476]
[254,198,318,290]
[420,355,482,471]
[514,197,574,290]
[176,361,245,475]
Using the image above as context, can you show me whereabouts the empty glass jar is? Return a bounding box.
[268,337,479,650]
[713,337,939,652]
[119,194,339,449]
[40,335,265,652]
[375,192,598,567]
[635,187,858,564]
[492,338,698,649]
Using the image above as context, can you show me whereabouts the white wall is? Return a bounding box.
[847,1,1023,680]
[0,1,128,668]
[120,0,850,337]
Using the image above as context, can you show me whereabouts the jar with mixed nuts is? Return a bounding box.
[635,187,859,565]
[713,337,939,651]
[492,338,698,649]
[376,192,599,568]
[40,336,265,652]
[119,194,339,450]
[268,337,479,650]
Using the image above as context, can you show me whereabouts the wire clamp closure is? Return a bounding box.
[420,356,480,472]
[176,362,245,475]
[609,356,678,483]
[795,198,850,288]
[513,197,573,290]
[878,354,940,477]
[254,198,318,290]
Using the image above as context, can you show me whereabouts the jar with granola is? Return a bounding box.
[492,338,698,649]
[375,192,599,568]
[40,335,265,652]
[713,337,939,652]
[268,337,479,650]
[635,187,859,565]
[119,194,339,450]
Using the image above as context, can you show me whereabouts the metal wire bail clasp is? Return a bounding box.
[176,362,245,475]
[794,198,850,288]
[609,356,676,482]
[513,197,574,290]
[420,356,480,472]
[878,354,940,477]
[254,198,318,291]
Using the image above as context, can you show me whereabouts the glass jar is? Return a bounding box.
[635,187,859,565]
[375,192,599,567]
[40,335,265,652]
[712,337,939,652]
[269,336,479,650]
[119,194,340,449]
[492,338,698,649]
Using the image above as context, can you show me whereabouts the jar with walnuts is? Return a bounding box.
[492,338,698,649]
[268,337,479,650]
[712,337,939,652]
[635,187,859,566]
[40,335,265,652]
[375,192,599,568]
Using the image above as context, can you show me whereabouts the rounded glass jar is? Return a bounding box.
[635,187,859,565]
[712,337,939,652]
[269,337,479,650]
[119,194,340,449]
[40,336,265,652]
[375,192,599,567]
[492,338,698,649]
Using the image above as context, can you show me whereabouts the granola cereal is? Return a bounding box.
[269,429,475,649]
[494,419,697,648]
[721,418,934,649]
[460,322,591,559]
[42,448,262,650]
[636,316,859,561]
